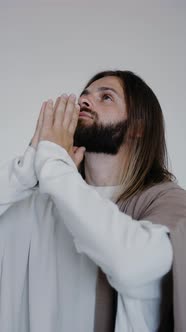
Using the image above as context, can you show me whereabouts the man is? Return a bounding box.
[0,70,185,332]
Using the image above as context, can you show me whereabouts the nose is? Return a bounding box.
[78,95,92,110]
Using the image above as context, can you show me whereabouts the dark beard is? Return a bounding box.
[74,119,128,155]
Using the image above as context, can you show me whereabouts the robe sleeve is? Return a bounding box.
[0,145,37,216]
[35,141,173,297]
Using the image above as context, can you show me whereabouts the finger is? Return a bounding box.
[42,99,54,129]
[36,101,46,132]
[62,94,76,128]
[68,104,80,135]
[54,94,68,127]
[53,97,61,113]
[73,146,86,168]
[30,101,46,148]
[73,146,79,153]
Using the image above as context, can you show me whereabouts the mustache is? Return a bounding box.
[79,107,97,119]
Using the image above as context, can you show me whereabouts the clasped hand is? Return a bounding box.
[31,94,86,167]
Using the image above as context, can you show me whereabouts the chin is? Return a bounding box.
[77,120,93,128]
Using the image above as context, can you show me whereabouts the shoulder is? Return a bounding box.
[139,181,185,207]
[125,181,186,229]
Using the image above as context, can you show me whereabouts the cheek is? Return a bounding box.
[98,113,124,125]
[106,108,127,122]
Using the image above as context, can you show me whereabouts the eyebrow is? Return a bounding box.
[80,86,120,97]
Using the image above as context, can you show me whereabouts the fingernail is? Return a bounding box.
[48,99,53,104]
[70,94,76,100]
[61,93,68,99]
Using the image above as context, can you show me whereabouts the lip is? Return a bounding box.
[79,111,93,119]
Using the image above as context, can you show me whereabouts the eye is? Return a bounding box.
[102,93,112,102]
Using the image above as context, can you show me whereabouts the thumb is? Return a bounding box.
[73,146,86,167]
[30,101,46,149]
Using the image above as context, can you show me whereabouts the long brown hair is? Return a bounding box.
[79,70,175,203]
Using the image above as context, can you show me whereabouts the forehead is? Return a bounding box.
[87,76,124,96]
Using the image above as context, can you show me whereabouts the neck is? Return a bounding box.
[84,146,127,186]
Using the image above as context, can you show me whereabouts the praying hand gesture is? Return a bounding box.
[31,94,86,167]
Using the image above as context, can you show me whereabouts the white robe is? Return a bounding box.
[0,141,173,332]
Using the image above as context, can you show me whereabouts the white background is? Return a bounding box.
[0,0,186,187]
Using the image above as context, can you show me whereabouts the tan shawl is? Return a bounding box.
[94,181,186,332]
